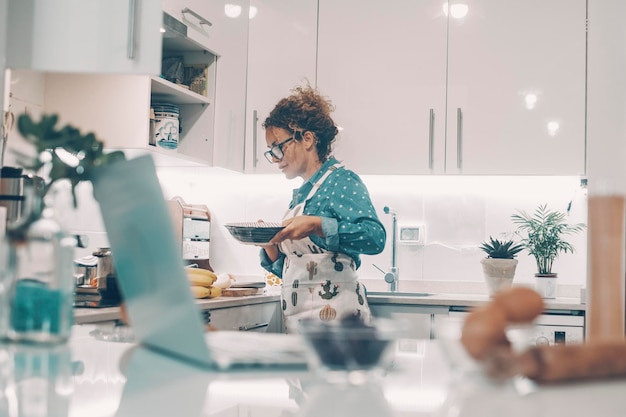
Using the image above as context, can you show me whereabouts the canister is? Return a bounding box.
[152,103,180,149]
[93,248,115,283]
[0,166,26,227]
[0,168,45,229]
[73,255,98,287]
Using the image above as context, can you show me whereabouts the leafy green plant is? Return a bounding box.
[7,113,125,238]
[480,236,524,259]
[511,204,585,275]
[14,113,126,206]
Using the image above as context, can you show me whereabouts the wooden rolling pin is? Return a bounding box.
[461,286,626,383]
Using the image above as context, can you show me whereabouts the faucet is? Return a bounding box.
[383,206,399,292]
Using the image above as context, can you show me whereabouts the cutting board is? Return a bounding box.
[230,282,266,289]
[221,288,261,297]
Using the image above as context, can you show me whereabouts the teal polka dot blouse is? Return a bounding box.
[260,157,386,275]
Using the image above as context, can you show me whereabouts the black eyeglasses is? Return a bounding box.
[264,132,299,163]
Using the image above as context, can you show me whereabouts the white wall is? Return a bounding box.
[2,70,45,168]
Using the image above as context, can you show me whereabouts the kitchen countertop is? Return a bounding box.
[73,293,281,324]
[74,291,584,325]
[13,324,626,417]
[365,292,586,312]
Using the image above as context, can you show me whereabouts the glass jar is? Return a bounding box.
[0,183,75,344]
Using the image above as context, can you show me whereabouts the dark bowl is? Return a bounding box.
[297,316,408,373]
[225,222,284,245]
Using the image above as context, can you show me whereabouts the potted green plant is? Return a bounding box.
[511,204,585,298]
[479,236,524,296]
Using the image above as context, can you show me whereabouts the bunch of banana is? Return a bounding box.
[186,268,222,299]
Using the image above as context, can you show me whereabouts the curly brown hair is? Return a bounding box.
[263,84,338,162]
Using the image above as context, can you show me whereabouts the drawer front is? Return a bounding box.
[182,240,210,260]
[183,218,211,239]
[209,302,282,333]
[370,304,448,339]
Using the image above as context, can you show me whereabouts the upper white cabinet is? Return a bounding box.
[6,0,162,74]
[317,0,446,176]
[445,0,586,175]
[43,5,218,165]
[163,0,318,173]
[317,0,586,175]
[189,0,251,173]
[243,0,319,173]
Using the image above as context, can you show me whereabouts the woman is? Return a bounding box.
[259,85,386,333]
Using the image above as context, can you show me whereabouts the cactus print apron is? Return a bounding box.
[280,164,371,333]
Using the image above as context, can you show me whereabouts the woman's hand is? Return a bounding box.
[270,215,323,244]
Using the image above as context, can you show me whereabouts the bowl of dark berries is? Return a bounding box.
[297,314,408,383]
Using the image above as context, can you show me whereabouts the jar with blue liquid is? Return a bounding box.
[0,182,75,344]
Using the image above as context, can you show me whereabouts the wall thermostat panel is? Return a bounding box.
[398,224,425,245]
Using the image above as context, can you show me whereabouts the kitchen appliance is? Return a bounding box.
[167,197,213,270]
[73,255,98,286]
[0,167,44,229]
[532,312,585,345]
[73,248,121,308]
[448,306,585,345]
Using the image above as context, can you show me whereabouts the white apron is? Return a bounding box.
[279,164,371,333]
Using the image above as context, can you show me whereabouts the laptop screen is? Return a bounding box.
[92,155,214,367]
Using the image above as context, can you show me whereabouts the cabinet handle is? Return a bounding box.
[126,0,137,60]
[428,108,435,171]
[181,7,213,27]
[252,110,259,168]
[456,107,463,170]
[239,322,269,331]
[429,314,436,340]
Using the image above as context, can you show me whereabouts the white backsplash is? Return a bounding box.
[67,162,588,294]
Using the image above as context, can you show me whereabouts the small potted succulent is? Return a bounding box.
[511,204,585,298]
[479,236,524,296]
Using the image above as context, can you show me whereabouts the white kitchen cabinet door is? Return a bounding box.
[6,0,162,74]
[369,304,449,339]
[209,302,283,333]
[162,0,224,54]
[445,0,586,175]
[586,0,626,191]
[317,0,447,175]
[244,0,319,174]
[201,0,250,173]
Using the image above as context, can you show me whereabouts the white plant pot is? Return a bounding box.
[480,258,518,297]
[535,273,558,299]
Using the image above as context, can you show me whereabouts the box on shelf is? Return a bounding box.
[183,64,209,97]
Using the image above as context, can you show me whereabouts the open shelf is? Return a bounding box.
[151,76,212,105]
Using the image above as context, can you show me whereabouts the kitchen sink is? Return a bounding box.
[366,291,435,297]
